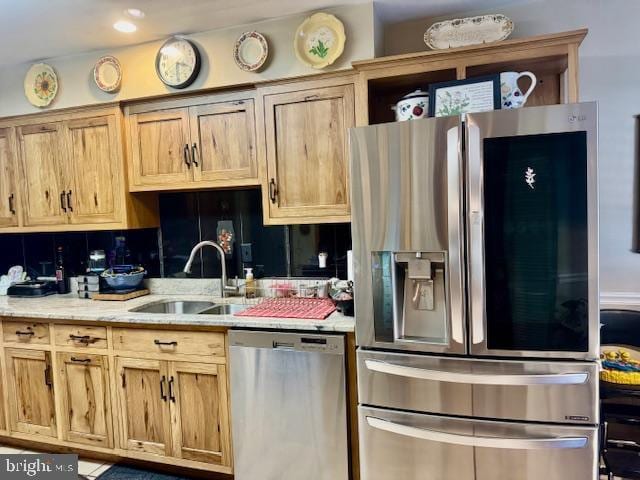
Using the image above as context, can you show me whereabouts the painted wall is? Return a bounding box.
[384,0,640,301]
[0,3,376,117]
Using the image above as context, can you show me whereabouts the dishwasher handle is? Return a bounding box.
[273,341,296,350]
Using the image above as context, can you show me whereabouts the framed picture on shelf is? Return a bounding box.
[428,74,501,117]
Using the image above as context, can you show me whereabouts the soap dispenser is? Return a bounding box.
[244,268,256,299]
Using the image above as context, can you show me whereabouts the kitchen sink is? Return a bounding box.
[130,300,215,314]
[199,304,247,315]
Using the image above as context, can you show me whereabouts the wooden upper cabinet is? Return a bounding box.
[262,80,354,224]
[128,108,192,187]
[57,353,113,448]
[64,115,123,225]
[189,99,258,185]
[5,348,56,437]
[127,93,260,191]
[16,122,68,227]
[168,362,232,467]
[0,128,19,227]
[116,357,171,456]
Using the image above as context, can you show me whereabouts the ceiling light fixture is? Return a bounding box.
[113,20,137,33]
[125,8,145,19]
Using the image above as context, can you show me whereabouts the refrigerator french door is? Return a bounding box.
[349,102,599,480]
[350,102,598,360]
[466,105,598,359]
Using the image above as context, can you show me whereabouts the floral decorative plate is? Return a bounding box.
[424,14,514,50]
[294,12,345,69]
[93,55,122,93]
[234,31,269,72]
[24,63,58,107]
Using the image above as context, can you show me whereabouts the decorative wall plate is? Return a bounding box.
[424,14,514,50]
[93,55,122,93]
[294,12,345,69]
[24,63,58,107]
[234,31,268,72]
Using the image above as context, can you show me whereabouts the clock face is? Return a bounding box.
[155,37,201,89]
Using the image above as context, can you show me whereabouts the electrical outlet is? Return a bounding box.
[241,243,253,263]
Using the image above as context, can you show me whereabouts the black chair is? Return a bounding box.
[600,309,640,479]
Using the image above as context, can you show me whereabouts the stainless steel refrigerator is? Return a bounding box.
[349,102,599,480]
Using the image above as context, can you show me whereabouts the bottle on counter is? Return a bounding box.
[244,268,256,299]
[55,246,69,294]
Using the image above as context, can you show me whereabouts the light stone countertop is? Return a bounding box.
[0,293,355,333]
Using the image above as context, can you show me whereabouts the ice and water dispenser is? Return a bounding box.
[371,251,448,345]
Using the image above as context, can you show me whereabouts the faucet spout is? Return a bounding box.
[183,241,228,298]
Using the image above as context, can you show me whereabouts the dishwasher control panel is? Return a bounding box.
[229,330,345,355]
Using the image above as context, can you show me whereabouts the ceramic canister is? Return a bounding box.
[392,89,429,121]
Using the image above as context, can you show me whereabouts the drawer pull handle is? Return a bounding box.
[183,144,191,168]
[269,178,278,203]
[191,143,199,167]
[69,334,91,344]
[160,375,167,401]
[66,190,73,212]
[15,330,35,337]
[70,357,91,364]
[154,339,178,347]
[8,193,15,215]
[168,376,176,402]
[60,192,67,212]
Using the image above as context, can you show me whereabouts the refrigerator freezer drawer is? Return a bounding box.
[358,349,598,424]
[359,406,598,480]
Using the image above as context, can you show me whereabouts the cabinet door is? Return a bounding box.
[115,357,171,456]
[189,99,258,185]
[5,348,56,437]
[0,128,19,227]
[168,362,231,466]
[64,116,123,225]
[128,108,192,188]
[57,353,113,448]
[263,84,354,224]
[16,123,68,226]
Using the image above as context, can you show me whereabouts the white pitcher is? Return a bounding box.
[500,71,537,109]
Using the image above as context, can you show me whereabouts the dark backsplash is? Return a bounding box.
[0,188,352,280]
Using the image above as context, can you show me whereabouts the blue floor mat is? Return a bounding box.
[95,465,200,480]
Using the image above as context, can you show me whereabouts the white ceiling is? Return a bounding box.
[0,0,522,67]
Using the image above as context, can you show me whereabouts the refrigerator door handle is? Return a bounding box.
[364,359,589,385]
[466,122,485,345]
[446,125,464,346]
[366,416,588,450]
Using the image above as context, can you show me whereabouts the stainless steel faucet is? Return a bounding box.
[183,241,239,298]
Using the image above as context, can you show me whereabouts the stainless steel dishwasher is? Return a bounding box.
[229,330,349,480]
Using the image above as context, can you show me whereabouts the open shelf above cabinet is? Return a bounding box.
[354,28,586,126]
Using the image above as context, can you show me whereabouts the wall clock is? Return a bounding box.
[155,36,201,89]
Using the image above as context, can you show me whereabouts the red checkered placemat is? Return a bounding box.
[234,298,337,320]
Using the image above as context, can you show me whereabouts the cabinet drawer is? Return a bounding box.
[112,328,225,357]
[3,320,50,344]
[54,325,108,349]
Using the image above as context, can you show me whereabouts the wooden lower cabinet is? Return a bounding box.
[57,353,113,448]
[5,348,56,437]
[116,357,232,468]
[169,362,231,466]
[0,322,232,475]
[116,357,171,456]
